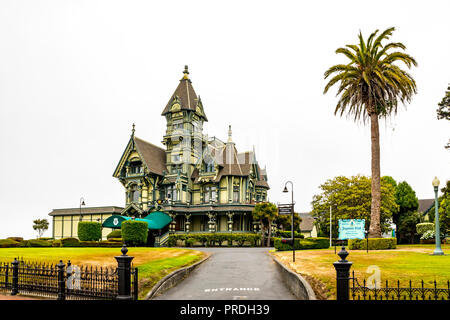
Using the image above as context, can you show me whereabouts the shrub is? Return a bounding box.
[348,238,396,250]
[274,237,329,251]
[416,223,434,235]
[121,221,148,246]
[166,233,261,247]
[420,230,444,240]
[61,237,80,247]
[7,237,23,242]
[106,230,122,240]
[78,221,102,241]
[52,239,61,247]
[0,239,20,248]
[25,239,52,247]
[276,231,304,239]
[38,237,53,241]
[98,241,123,247]
[107,238,123,243]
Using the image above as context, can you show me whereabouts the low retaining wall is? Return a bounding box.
[270,253,316,300]
[145,253,211,300]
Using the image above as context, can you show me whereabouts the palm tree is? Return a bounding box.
[323,27,417,237]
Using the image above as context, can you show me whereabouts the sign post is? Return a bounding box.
[278,203,295,262]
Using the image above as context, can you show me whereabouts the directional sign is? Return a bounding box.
[277,203,293,215]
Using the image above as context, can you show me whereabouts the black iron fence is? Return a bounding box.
[351,271,450,300]
[333,246,450,301]
[0,245,138,300]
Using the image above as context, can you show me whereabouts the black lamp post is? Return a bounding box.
[79,197,85,221]
[283,181,295,262]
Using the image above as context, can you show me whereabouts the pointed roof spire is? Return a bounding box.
[131,123,135,137]
[182,65,189,80]
[161,66,208,121]
[227,125,233,143]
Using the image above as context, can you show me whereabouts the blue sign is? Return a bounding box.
[338,219,365,240]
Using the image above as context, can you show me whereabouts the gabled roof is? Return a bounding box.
[418,199,434,214]
[161,67,208,121]
[113,135,166,177]
[133,137,166,176]
[299,212,315,232]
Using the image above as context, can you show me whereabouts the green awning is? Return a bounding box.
[102,211,172,230]
[102,215,131,229]
[142,211,172,229]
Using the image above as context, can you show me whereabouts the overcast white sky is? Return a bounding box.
[0,0,449,239]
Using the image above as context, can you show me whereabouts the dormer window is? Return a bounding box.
[203,163,214,173]
[129,161,143,175]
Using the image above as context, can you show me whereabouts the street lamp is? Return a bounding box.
[283,181,295,262]
[432,177,444,256]
[79,197,85,222]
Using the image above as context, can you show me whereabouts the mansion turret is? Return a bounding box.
[112,66,270,233]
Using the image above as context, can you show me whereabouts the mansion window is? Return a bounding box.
[172,154,181,163]
[203,163,214,173]
[130,189,140,203]
[173,122,184,131]
[233,186,240,203]
[129,161,142,175]
[166,185,178,202]
[203,185,217,203]
[171,164,182,174]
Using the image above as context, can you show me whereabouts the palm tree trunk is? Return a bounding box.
[267,219,272,247]
[368,112,382,238]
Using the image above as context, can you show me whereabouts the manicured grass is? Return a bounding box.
[273,244,450,300]
[0,247,205,299]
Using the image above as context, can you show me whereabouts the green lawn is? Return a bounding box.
[273,244,450,300]
[0,247,205,299]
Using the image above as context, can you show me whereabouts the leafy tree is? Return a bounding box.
[398,211,421,244]
[324,27,417,237]
[275,212,302,233]
[311,175,398,237]
[252,202,278,247]
[32,219,49,238]
[394,181,419,241]
[381,176,397,189]
[437,85,450,149]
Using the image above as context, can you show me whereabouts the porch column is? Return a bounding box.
[169,213,176,233]
[207,213,216,232]
[185,214,191,233]
[227,212,234,232]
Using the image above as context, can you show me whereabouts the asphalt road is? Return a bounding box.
[152,247,296,300]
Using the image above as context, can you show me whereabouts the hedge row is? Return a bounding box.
[275,231,304,239]
[167,233,262,247]
[52,237,122,247]
[0,237,123,248]
[348,238,397,250]
[274,237,330,251]
[78,221,102,241]
[107,230,122,239]
[121,221,148,246]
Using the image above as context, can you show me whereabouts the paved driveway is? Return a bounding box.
[153,247,296,300]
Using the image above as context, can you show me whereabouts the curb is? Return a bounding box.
[269,252,316,300]
[144,252,212,300]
